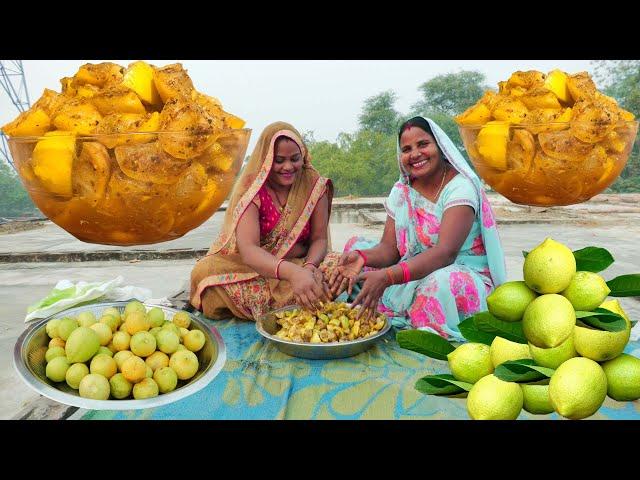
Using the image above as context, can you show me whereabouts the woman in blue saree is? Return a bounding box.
[328,116,507,340]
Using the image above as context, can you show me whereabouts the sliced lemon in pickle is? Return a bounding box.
[538,129,594,161]
[96,112,159,149]
[570,99,618,143]
[146,202,175,237]
[455,103,491,126]
[122,61,162,107]
[31,89,66,118]
[544,70,571,104]
[72,142,112,206]
[507,129,535,172]
[1,108,51,137]
[491,97,529,123]
[196,142,237,173]
[581,145,609,184]
[566,72,597,102]
[32,131,76,197]
[158,98,217,159]
[114,141,190,185]
[51,100,102,135]
[74,62,124,87]
[152,63,194,103]
[173,161,209,213]
[476,121,510,170]
[91,86,147,116]
[507,71,546,90]
[520,87,562,110]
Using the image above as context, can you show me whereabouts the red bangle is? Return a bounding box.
[303,261,318,269]
[399,261,411,283]
[275,259,285,280]
[355,249,367,266]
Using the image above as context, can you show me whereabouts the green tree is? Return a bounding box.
[412,71,489,116]
[0,161,38,217]
[593,60,640,192]
[358,90,401,135]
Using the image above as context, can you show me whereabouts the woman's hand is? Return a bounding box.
[290,266,330,310]
[304,263,333,300]
[351,270,391,320]
[328,251,365,297]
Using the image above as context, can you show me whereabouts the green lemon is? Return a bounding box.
[57,317,79,341]
[65,326,101,363]
[573,322,630,362]
[561,271,611,311]
[490,336,532,368]
[446,343,494,384]
[79,373,110,400]
[572,298,633,362]
[523,238,576,294]
[45,318,62,339]
[45,356,70,383]
[549,357,607,419]
[522,294,576,348]
[65,363,89,390]
[487,281,538,322]
[77,311,97,328]
[466,374,523,420]
[45,346,66,363]
[601,354,640,401]
[521,384,554,415]
[109,373,133,399]
[528,334,577,369]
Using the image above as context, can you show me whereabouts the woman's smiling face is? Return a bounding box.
[399,126,443,180]
[269,136,303,187]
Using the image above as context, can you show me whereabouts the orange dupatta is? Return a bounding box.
[190,121,334,318]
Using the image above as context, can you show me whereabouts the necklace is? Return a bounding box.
[433,164,448,201]
[268,185,288,211]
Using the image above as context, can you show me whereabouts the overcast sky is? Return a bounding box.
[1,60,597,152]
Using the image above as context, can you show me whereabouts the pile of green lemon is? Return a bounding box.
[443,238,638,420]
[43,301,205,401]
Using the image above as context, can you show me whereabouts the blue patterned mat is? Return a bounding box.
[82,318,640,420]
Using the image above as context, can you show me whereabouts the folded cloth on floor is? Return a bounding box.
[25,276,157,322]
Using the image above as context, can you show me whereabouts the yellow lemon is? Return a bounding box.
[490,336,532,368]
[466,374,523,420]
[523,238,576,294]
[548,357,607,419]
[522,294,576,348]
[446,343,494,384]
[521,384,554,415]
[574,322,630,362]
[561,271,610,311]
[601,354,640,401]
[528,334,577,369]
[487,281,538,322]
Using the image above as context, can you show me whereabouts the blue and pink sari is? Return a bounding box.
[343,118,507,340]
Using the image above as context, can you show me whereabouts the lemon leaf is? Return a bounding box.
[494,359,555,383]
[575,308,628,332]
[607,274,640,297]
[458,318,495,345]
[471,311,527,344]
[415,374,473,395]
[396,330,454,360]
[572,247,614,273]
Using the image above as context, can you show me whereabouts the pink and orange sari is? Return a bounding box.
[190,122,340,320]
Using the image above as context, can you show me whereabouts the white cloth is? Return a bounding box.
[24,276,170,322]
